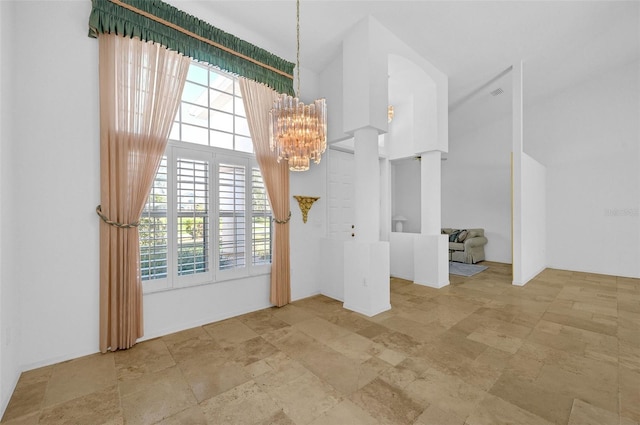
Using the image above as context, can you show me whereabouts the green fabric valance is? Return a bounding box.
[89,0,295,96]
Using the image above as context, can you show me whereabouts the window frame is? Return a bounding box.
[140,63,271,294]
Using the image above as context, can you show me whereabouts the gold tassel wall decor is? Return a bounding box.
[293,196,319,223]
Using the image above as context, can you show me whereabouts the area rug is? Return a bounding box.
[449,261,488,277]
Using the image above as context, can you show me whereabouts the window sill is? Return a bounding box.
[142,269,271,295]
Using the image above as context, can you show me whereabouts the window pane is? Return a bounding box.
[235,136,253,154]
[210,110,234,133]
[187,64,208,86]
[252,168,271,265]
[181,81,207,106]
[169,122,180,141]
[219,163,246,270]
[181,124,209,145]
[235,97,246,118]
[181,102,208,128]
[140,157,168,280]
[210,130,233,150]
[210,70,234,93]
[177,158,209,276]
[210,90,233,113]
[235,116,250,137]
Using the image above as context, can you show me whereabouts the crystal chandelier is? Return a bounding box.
[269,0,327,172]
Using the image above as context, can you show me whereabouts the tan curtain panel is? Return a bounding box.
[239,78,291,307]
[98,33,190,352]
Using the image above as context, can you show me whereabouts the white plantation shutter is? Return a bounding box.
[251,167,272,266]
[140,157,168,280]
[218,163,246,271]
[176,157,209,276]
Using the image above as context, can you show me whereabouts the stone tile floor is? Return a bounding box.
[2,262,639,424]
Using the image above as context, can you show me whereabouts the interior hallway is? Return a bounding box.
[2,263,638,424]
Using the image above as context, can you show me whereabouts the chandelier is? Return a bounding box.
[269,0,327,172]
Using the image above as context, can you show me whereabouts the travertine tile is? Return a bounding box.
[155,406,208,425]
[325,332,375,362]
[227,336,280,366]
[349,378,425,425]
[256,410,296,425]
[467,327,523,354]
[378,364,418,389]
[371,329,424,356]
[178,353,251,403]
[490,370,574,425]
[535,362,618,414]
[162,327,220,364]
[293,316,351,343]
[1,381,47,422]
[465,393,554,425]
[263,370,342,425]
[120,366,196,424]
[239,309,291,335]
[200,380,282,424]
[567,398,624,425]
[114,338,175,382]
[203,318,259,347]
[43,353,116,408]
[403,369,485,419]
[39,386,122,425]
[4,262,638,425]
[297,344,380,395]
[0,412,40,425]
[310,399,381,425]
[619,365,640,422]
[414,405,467,425]
[244,358,274,378]
[272,303,315,325]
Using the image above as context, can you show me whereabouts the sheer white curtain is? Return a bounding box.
[98,33,190,351]
[239,78,291,307]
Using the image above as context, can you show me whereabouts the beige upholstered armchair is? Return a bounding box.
[442,228,488,264]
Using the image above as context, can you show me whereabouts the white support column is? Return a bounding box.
[421,151,441,234]
[341,17,390,317]
[354,128,380,243]
[344,127,391,316]
[413,150,449,288]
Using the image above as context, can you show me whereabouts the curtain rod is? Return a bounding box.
[109,0,294,80]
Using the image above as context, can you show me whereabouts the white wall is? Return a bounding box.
[518,153,547,283]
[11,1,101,369]
[0,0,22,415]
[389,232,414,280]
[526,60,640,278]
[321,54,349,144]
[442,116,513,263]
[143,275,271,340]
[290,160,326,301]
[391,159,421,234]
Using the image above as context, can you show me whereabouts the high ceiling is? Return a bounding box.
[172,0,639,133]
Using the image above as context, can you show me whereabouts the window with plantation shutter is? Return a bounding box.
[139,60,271,293]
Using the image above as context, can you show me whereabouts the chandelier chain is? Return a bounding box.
[296,0,301,97]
